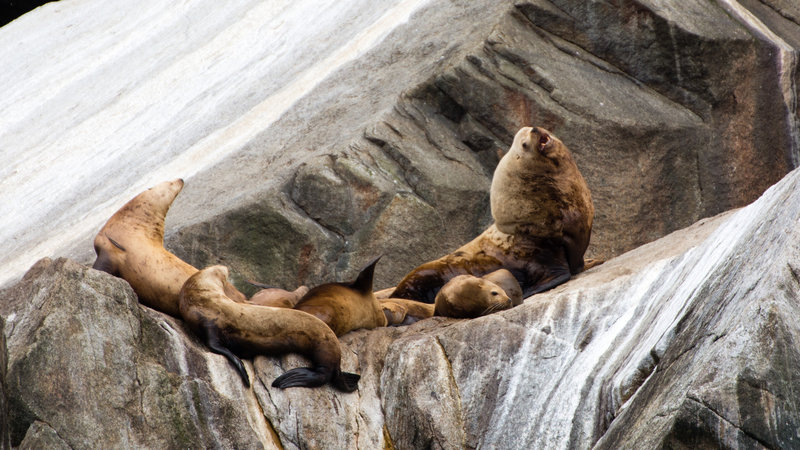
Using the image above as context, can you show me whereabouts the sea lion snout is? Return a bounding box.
[488,285,512,308]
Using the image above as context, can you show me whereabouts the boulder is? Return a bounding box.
[2,0,800,447]
[0,258,278,449]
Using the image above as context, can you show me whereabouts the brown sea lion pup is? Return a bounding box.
[91,179,246,317]
[379,298,435,325]
[482,269,522,306]
[179,265,360,391]
[434,275,512,319]
[247,282,309,308]
[391,126,594,303]
[293,256,387,336]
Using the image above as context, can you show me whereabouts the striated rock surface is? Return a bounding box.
[165,0,800,291]
[2,167,800,448]
[2,0,799,294]
[3,0,800,448]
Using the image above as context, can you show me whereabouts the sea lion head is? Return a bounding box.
[505,126,572,170]
[434,275,513,318]
[179,265,229,310]
[481,268,523,306]
[490,127,587,236]
[91,178,185,275]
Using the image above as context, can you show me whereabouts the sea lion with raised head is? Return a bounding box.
[391,127,594,303]
[179,265,360,391]
[434,275,513,318]
[91,179,246,317]
[293,256,387,336]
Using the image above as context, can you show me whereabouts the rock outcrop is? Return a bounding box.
[3,0,800,448]
[163,0,800,293]
[3,166,800,448]
[2,0,800,293]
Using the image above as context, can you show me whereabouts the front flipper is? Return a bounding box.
[202,320,250,388]
[522,270,571,298]
[272,367,328,389]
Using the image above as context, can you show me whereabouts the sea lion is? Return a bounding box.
[433,275,512,318]
[391,127,594,302]
[91,179,246,317]
[248,284,309,308]
[293,256,387,336]
[179,265,360,391]
[379,298,435,325]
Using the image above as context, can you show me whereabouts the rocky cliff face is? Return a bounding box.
[2,0,800,448]
[167,0,800,292]
[2,0,800,292]
[3,168,800,448]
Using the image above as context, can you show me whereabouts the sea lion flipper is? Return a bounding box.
[332,372,360,392]
[522,270,571,298]
[202,320,251,388]
[348,255,382,294]
[271,367,327,389]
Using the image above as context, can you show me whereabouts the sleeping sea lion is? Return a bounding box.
[433,275,513,318]
[179,265,360,391]
[293,256,387,336]
[248,283,309,308]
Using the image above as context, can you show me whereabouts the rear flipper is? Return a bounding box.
[332,372,360,392]
[272,368,361,392]
[202,321,251,388]
[272,367,328,389]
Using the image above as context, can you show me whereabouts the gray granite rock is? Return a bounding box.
[162,0,800,292]
[2,166,799,449]
[2,0,800,448]
[0,258,278,449]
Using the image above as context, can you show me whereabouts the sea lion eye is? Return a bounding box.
[522,141,529,150]
[491,291,499,296]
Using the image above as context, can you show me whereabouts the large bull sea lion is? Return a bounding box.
[391,127,594,302]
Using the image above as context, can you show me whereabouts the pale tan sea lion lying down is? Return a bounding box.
[179,265,360,391]
[380,269,523,323]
